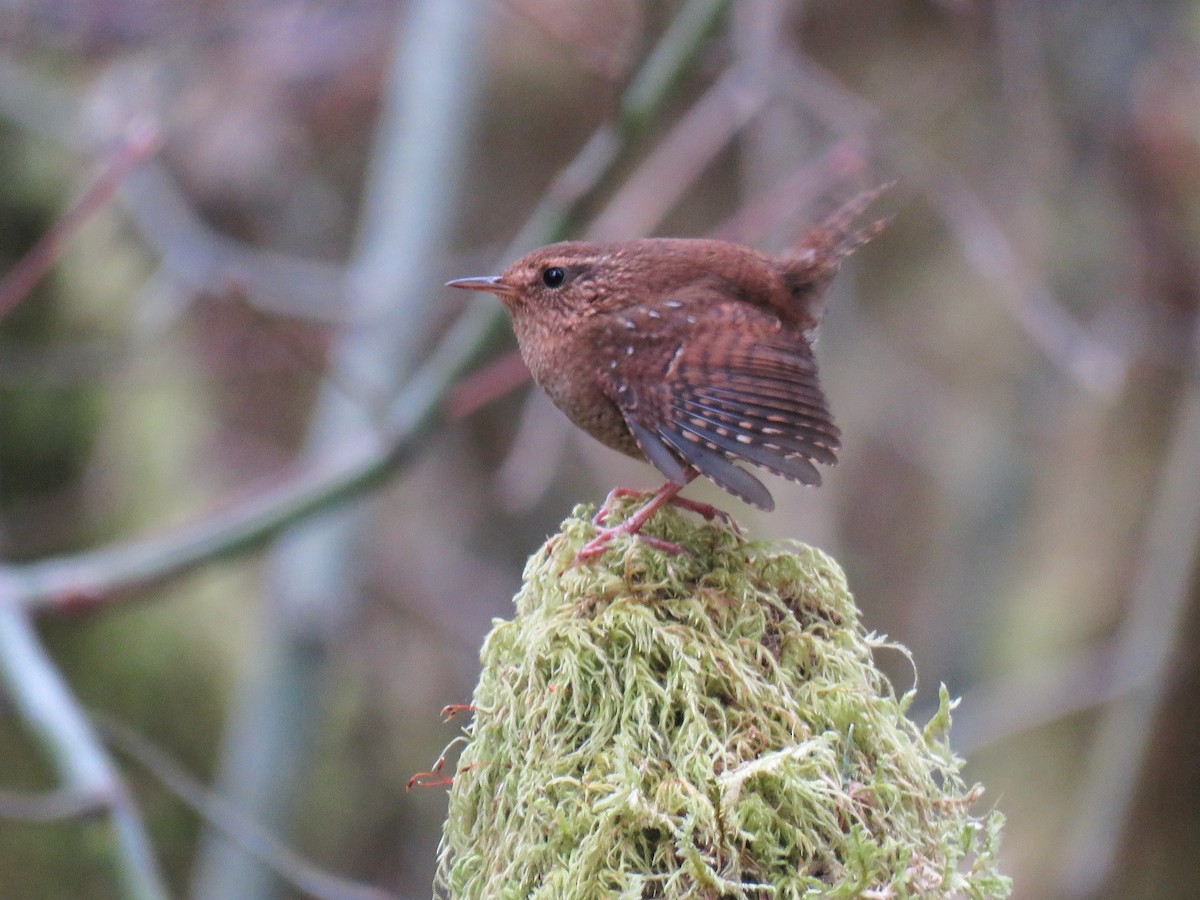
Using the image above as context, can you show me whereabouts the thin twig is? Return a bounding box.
[0,53,349,322]
[0,785,112,822]
[0,6,736,896]
[3,0,733,619]
[0,120,162,323]
[191,8,490,893]
[8,405,420,615]
[711,139,869,247]
[0,601,168,899]
[445,351,530,421]
[777,50,1129,396]
[499,0,640,81]
[992,0,1070,190]
[937,638,1127,756]
[1059,320,1200,896]
[118,158,350,321]
[93,713,398,900]
[618,0,731,138]
[587,65,770,240]
[509,0,732,251]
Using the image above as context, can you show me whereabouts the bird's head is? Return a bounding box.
[447,242,609,320]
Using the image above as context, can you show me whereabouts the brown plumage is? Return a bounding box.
[449,191,884,557]
[451,194,883,504]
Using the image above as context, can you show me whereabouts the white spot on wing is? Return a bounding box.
[666,344,685,374]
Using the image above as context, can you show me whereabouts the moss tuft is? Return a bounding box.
[437,497,1010,898]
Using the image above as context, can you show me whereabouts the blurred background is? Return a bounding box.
[1,0,1197,897]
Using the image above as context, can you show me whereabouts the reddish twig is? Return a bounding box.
[446,350,531,420]
[0,120,163,324]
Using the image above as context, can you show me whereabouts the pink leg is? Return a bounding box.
[576,481,687,564]
[575,473,729,564]
[589,482,737,530]
[661,494,738,529]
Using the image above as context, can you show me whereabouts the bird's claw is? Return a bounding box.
[593,486,739,534]
[663,495,741,533]
[572,524,685,567]
[592,487,643,527]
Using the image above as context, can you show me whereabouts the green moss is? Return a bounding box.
[438,498,1009,898]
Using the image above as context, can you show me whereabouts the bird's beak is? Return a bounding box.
[446,275,516,297]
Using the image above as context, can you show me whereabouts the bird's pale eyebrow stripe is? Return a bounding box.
[561,255,602,267]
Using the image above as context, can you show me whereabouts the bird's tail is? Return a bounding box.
[780,182,894,331]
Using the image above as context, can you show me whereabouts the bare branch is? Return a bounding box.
[1061,320,1200,895]
[0,602,168,899]
[777,50,1130,396]
[0,52,349,322]
[588,65,769,240]
[118,160,348,321]
[0,785,112,822]
[95,713,398,900]
[0,121,162,323]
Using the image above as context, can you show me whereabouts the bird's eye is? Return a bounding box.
[541,266,566,288]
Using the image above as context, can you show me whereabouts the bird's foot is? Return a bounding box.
[592,485,738,532]
[573,522,684,565]
[590,487,646,528]
[661,494,740,532]
[574,481,713,565]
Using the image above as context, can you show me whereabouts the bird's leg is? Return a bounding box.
[590,486,668,527]
[659,493,738,530]
[580,465,750,563]
[576,481,690,563]
[591,474,738,531]
[591,486,734,531]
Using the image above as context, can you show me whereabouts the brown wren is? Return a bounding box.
[449,192,883,561]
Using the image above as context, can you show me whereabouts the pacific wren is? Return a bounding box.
[449,192,883,560]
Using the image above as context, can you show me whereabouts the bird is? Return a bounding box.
[448,190,885,562]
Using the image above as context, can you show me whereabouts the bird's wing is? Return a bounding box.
[600,287,840,510]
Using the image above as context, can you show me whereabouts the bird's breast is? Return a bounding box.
[512,312,642,459]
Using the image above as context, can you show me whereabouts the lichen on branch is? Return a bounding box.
[437,497,1009,898]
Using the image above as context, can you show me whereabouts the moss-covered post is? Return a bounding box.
[437,497,1009,898]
